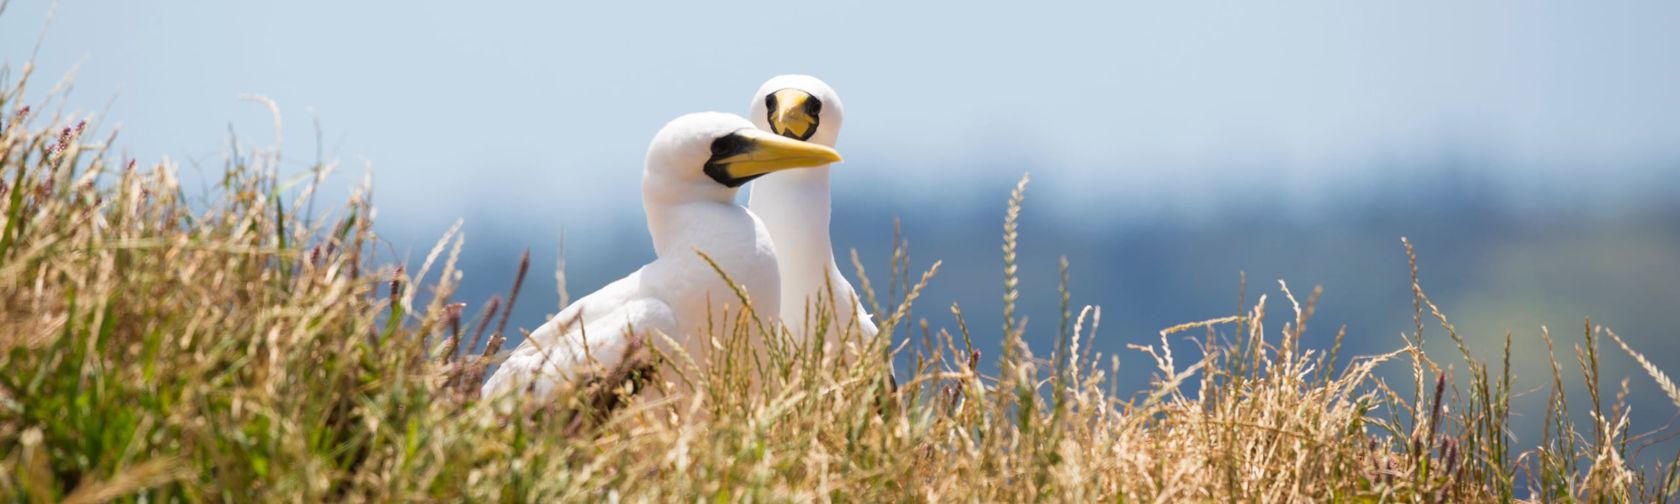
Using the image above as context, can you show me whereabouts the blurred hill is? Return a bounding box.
[385,158,1679,463]
[414,160,1679,384]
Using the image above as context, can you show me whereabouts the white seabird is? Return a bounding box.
[746,75,882,350]
[482,111,843,405]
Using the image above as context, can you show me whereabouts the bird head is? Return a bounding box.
[644,112,842,203]
[749,75,844,148]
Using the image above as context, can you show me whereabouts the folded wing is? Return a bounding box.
[481,270,677,405]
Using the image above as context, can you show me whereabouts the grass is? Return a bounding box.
[4,63,1680,503]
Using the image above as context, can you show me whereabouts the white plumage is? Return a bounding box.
[483,111,842,405]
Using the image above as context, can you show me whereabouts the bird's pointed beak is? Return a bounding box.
[712,129,842,181]
[768,89,819,141]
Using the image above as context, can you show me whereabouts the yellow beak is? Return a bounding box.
[713,128,842,180]
[768,89,819,140]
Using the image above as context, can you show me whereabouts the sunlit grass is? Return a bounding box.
[4,63,1680,502]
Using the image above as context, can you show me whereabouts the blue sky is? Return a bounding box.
[4,1,1679,234]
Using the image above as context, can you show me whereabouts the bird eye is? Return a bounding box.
[764,93,778,110]
[710,133,746,156]
[804,97,822,117]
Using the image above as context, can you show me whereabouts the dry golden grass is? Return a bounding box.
[3,62,1680,502]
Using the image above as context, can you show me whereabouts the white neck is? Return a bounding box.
[645,203,683,256]
[748,165,843,326]
[643,173,739,256]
